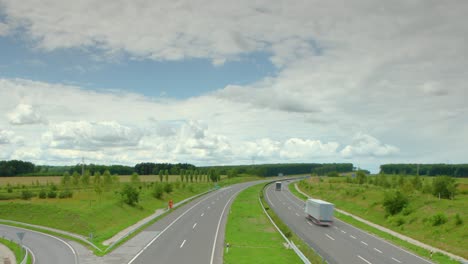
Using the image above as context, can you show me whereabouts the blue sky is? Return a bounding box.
[0,36,276,98]
[0,1,467,172]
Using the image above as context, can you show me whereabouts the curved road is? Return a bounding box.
[265,181,434,264]
[0,224,77,264]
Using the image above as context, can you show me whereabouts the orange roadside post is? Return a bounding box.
[169,199,173,209]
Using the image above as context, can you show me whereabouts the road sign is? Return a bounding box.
[16,232,25,241]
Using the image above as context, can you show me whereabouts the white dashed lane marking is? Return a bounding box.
[373,248,382,253]
[361,241,368,246]
[325,234,335,241]
[180,240,186,248]
[358,255,372,264]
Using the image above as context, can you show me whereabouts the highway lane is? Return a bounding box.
[265,181,434,264]
[0,224,77,264]
[126,180,269,264]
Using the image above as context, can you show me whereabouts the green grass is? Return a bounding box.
[0,237,27,263]
[224,183,302,264]
[293,177,467,262]
[0,182,213,245]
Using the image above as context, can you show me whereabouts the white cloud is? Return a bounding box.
[0,22,9,35]
[0,130,15,144]
[0,1,467,170]
[7,103,46,125]
[42,121,143,150]
[340,133,399,158]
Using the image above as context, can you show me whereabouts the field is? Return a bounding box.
[224,183,302,264]
[0,175,245,246]
[296,176,467,259]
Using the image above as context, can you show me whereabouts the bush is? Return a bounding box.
[120,184,139,206]
[454,213,463,226]
[21,189,34,200]
[431,213,447,226]
[152,183,164,199]
[47,190,57,198]
[432,176,457,199]
[383,191,409,215]
[38,189,47,199]
[164,183,173,194]
[59,190,73,199]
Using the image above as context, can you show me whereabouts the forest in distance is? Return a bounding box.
[0,159,467,177]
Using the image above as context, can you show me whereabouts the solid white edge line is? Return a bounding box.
[358,255,372,264]
[209,187,245,264]
[127,191,219,264]
[23,245,36,264]
[0,224,78,264]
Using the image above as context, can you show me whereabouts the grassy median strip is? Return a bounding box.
[224,183,302,264]
[289,182,460,264]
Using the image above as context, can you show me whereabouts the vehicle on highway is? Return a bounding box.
[304,198,334,226]
[275,181,282,191]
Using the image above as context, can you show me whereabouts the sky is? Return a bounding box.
[0,1,467,173]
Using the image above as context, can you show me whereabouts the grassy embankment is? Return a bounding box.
[224,183,302,264]
[0,237,32,264]
[292,176,467,263]
[0,175,261,250]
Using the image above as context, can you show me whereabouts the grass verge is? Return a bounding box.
[224,183,302,264]
[290,182,462,264]
[0,237,27,263]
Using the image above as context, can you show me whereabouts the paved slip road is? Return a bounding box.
[265,181,434,264]
[0,224,77,264]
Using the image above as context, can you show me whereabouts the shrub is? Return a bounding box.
[120,184,139,206]
[388,216,406,227]
[164,183,173,194]
[431,213,447,226]
[21,189,34,200]
[383,191,409,215]
[59,190,73,199]
[38,189,47,199]
[152,183,164,199]
[454,213,463,226]
[47,190,57,198]
[432,176,457,199]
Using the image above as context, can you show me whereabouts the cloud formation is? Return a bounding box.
[0,1,467,171]
[7,103,46,125]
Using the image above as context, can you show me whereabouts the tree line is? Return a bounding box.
[201,163,353,177]
[380,164,468,177]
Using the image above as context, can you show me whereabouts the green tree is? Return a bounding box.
[432,176,457,199]
[93,171,102,185]
[81,170,90,186]
[61,172,71,187]
[131,172,140,186]
[180,169,185,182]
[159,170,164,182]
[165,169,169,182]
[411,174,422,190]
[152,183,164,199]
[356,171,367,184]
[383,191,409,215]
[103,170,113,190]
[72,171,81,187]
[120,184,139,206]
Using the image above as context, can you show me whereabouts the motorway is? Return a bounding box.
[0,224,77,264]
[265,181,434,264]
[105,180,270,264]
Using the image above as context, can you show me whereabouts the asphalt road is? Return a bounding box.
[119,180,268,264]
[0,224,77,264]
[265,181,434,264]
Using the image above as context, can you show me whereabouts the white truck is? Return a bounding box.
[304,198,334,226]
[275,181,282,191]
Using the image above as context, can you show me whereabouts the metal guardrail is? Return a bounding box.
[258,186,311,264]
